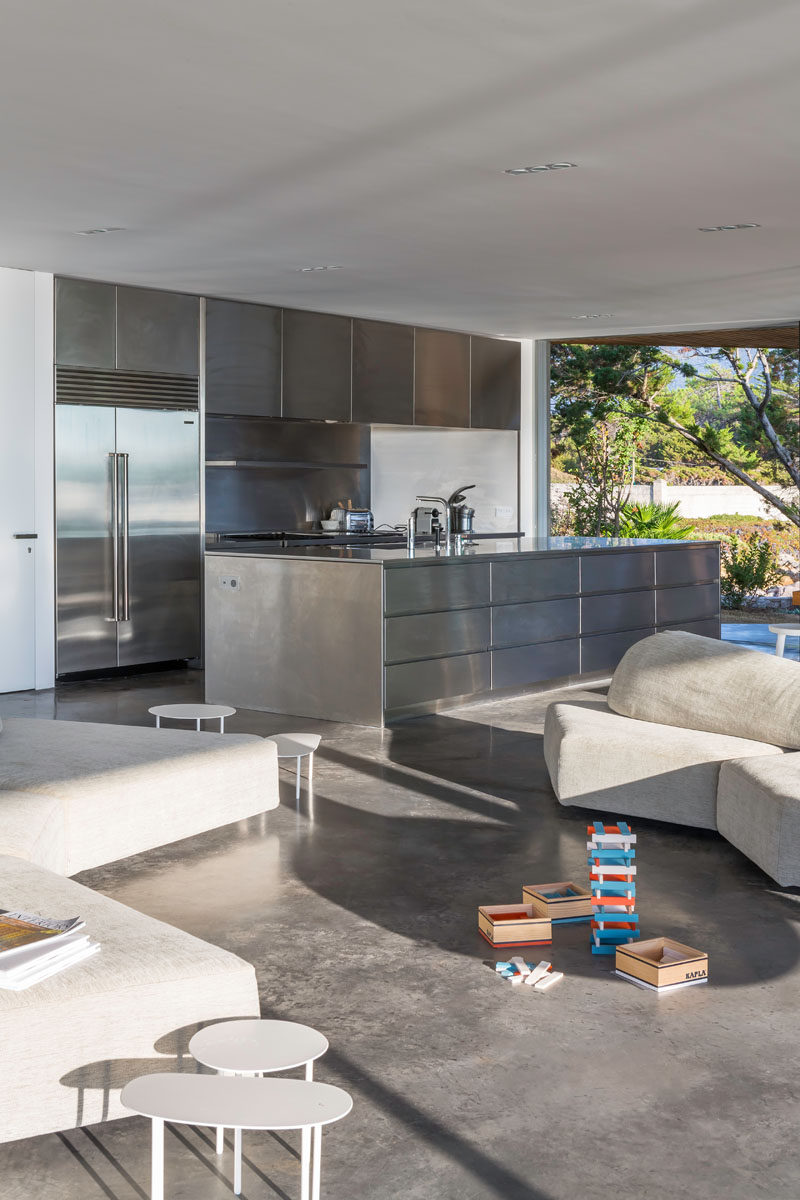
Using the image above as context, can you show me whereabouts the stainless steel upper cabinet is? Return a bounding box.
[55,404,118,674]
[115,408,200,667]
[205,298,281,417]
[282,309,352,420]
[413,328,469,427]
[470,336,521,430]
[352,319,413,424]
[55,278,116,368]
[116,286,199,375]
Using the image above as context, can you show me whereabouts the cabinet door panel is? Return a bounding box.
[581,628,653,674]
[55,278,116,368]
[492,556,578,604]
[656,582,719,625]
[492,597,579,648]
[414,328,469,427]
[655,546,719,587]
[470,336,521,429]
[493,640,579,689]
[116,287,199,375]
[582,589,655,636]
[385,652,490,710]
[385,608,490,664]
[384,563,490,615]
[581,551,654,594]
[352,319,413,424]
[282,309,351,420]
[206,299,281,416]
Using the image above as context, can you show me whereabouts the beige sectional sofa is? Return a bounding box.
[0,717,279,1142]
[544,630,800,886]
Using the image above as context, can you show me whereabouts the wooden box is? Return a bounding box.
[616,937,708,992]
[522,881,592,922]
[478,903,552,947]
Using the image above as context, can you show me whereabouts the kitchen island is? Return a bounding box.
[205,537,721,726]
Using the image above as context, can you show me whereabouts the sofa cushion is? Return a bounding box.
[0,791,66,874]
[0,718,279,875]
[0,854,260,1143]
[717,753,800,887]
[607,630,800,749]
[544,699,783,830]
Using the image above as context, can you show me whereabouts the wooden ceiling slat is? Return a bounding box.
[557,323,799,349]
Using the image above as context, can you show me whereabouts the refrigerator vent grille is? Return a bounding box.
[56,367,199,410]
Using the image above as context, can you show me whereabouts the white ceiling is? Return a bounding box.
[1,0,799,338]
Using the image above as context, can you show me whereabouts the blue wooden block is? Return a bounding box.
[591,883,636,896]
[590,943,617,955]
[594,911,639,923]
[495,962,512,972]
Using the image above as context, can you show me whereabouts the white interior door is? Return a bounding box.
[0,269,37,692]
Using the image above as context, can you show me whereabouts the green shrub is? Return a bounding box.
[720,532,783,607]
[618,501,695,540]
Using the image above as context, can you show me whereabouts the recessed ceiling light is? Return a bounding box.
[698,223,761,232]
[297,264,344,273]
[569,313,614,320]
[504,162,577,175]
[74,226,126,236]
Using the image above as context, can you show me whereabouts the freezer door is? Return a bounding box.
[55,405,118,674]
[115,408,201,666]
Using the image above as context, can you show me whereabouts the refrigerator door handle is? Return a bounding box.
[120,452,130,622]
[108,452,120,622]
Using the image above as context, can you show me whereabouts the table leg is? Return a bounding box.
[305,1060,314,1081]
[776,633,786,657]
[220,716,225,733]
[312,1125,322,1200]
[196,718,201,732]
[308,752,314,789]
[234,1126,242,1195]
[301,1126,311,1200]
[296,757,301,800]
[152,1117,164,1200]
[216,1124,224,1154]
[155,716,161,729]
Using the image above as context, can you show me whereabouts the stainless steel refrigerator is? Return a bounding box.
[55,404,201,675]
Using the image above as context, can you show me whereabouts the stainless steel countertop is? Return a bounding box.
[205,536,720,566]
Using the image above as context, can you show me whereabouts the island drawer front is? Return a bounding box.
[581,628,654,675]
[385,652,491,709]
[491,597,579,648]
[385,608,491,664]
[581,589,655,636]
[384,563,490,615]
[491,556,579,604]
[580,552,654,595]
[658,617,721,639]
[493,639,579,689]
[656,582,719,625]
[655,546,719,587]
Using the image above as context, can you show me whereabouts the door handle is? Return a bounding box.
[120,452,130,621]
[109,452,120,622]
[12,533,38,539]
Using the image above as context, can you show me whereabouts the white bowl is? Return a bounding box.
[320,519,340,531]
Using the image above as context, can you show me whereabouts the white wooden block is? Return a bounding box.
[509,956,531,976]
[523,961,551,986]
[534,970,564,991]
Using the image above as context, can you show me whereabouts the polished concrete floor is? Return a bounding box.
[1,670,799,1200]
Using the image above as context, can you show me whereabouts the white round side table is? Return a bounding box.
[148,703,236,732]
[121,1073,351,1200]
[189,1019,330,1170]
[265,733,321,798]
[769,624,800,658]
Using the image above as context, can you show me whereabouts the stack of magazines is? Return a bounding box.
[0,908,101,990]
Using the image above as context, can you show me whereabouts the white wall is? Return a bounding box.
[370,427,519,533]
[551,479,799,520]
[0,267,54,692]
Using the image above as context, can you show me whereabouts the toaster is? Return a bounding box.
[330,508,374,533]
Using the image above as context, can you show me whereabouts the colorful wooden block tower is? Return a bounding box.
[587,821,640,955]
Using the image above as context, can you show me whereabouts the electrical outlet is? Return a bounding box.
[219,575,242,591]
[495,506,513,518]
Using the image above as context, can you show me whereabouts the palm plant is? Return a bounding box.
[618,500,695,540]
